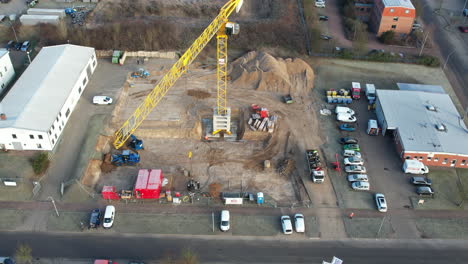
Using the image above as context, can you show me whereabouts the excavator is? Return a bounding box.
[113,0,244,149]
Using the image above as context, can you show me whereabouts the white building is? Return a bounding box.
[0,44,97,151]
[0,49,15,95]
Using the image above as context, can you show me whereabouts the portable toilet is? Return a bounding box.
[367,119,379,135]
[257,192,264,205]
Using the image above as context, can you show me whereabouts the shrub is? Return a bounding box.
[379,30,395,44]
[31,152,50,175]
[416,55,440,67]
[339,49,354,59]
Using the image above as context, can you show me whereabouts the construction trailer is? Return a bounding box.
[27,8,66,18]
[20,14,60,25]
[134,169,163,199]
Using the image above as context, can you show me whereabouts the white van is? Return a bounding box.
[103,205,115,229]
[335,106,355,115]
[220,210,230,231]
[315,0,325,8]
[93,96,113,105]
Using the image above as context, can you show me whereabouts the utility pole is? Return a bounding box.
[443,50,456,70]
[8,21,19,43]
[26,51,32,64]
[47,196,60,217]
[418,30,430,56]
[376,216,386,237]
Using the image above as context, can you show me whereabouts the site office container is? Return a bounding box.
[134,169,163,199]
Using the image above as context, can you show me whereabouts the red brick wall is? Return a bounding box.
[402,152,468,169]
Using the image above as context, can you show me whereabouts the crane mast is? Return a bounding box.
[113,0,243,149]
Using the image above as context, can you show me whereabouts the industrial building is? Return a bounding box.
[376,89,468,169]
[370,0,416,36]
[0,44,97,151]
[0,50,15,95]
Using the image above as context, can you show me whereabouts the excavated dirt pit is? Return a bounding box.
[95,52,318,203]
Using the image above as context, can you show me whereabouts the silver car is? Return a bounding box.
[347,174,368,182]
[344,157,364,166]
[351,181,370,191]
[345,165,367,173]
[375,193,387,212]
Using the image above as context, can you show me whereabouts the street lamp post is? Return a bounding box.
[26,51,32,64]
[8,21,19,43]
[47,196,60,217]
[418,30,430,56]
[443,50,456,70]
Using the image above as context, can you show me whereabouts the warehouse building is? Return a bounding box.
[376,89,468,169]
[0,44,97,151]
[0,50,15,95]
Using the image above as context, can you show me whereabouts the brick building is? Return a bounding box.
[375,89,468,169]
[370,0,416,36]
[354,0,374,22]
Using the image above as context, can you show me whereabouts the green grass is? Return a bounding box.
[0,209,32,230]
[343,217,395,238]
[416,218,468,239]
[232,215,279,236]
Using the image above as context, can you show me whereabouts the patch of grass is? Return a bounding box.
[0,209,31,230]
[232,215,278,236]
[343,217,394,238]
[416,218,468,239]
[31,152,50,175]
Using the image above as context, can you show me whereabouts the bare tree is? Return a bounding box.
[177,248,199,264]
[14,244,33,264]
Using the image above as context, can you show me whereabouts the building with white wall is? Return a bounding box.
[0,49,15,95]
[0,44,97,151]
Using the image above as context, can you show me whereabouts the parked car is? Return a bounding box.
[220,210,230,232]
[0,257,15,264]
[344,156,364,166]
[339,124,356,132]
[339,137,358,144]
[375,193,387,212]
[463,9,468,16]
[93,96,113,105]
[337,113,357,123]
[89,209,101,229]
[5,40,15,51]
[320,34,332,40]
[343,144,360,152]
[294,213,305,233]
[459,26,468,33]
[14,42,22,51]
[345,165,366,173]
[347,174,368,182]
[335,106,355,115]
[351,181,370,191]
[281,215,293,234]
[102,205,115,229]
[319,15,329,21]
[343,150,361,158]
[416,186,434,197]
[410,176,432,186]
[315,0,325,8]
[20,41,30,51]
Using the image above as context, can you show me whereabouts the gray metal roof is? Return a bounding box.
[377,90,468,155]
[397,83,445,94]
[382,0,415,9]
[0,49,7,59]
[0,44,94,132]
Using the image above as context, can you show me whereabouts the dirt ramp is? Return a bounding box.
[230,51,315,95]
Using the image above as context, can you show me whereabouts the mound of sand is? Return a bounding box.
[230,51,315,95]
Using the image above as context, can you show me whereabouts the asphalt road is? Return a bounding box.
[0,232,467,263]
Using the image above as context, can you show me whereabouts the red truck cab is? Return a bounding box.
[94,260,114,264]
[351,82,361,99]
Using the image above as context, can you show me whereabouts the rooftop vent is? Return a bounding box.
[426,105,437,111]
[435,123,446,131]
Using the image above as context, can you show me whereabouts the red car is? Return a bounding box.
[459,26,468,33]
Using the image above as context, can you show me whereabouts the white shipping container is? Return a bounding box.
[20,15,60,25]
[27,8,66,18]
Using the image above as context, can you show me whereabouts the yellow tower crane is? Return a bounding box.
[113,0,244,149]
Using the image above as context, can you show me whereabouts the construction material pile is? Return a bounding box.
[230,51,315,95]
[247,104,277,133]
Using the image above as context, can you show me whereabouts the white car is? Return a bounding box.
[294,213,305,233]
[344,157,364,166]
[345,165,367,173]
[335,106,355,115]
[343,150,361,158]
[102,205,115,229]
[337,113,357,123]
[220,210,230,232]
[281,215,293,234]
[375,193,387,212]
[93,96,113,105]
[352,181,370,191]
[347,174,368,182]
[315,0,325,7]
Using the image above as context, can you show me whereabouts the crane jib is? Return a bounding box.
[113,0,243,149]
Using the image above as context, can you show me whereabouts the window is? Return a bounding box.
[61,121,64,126]
[462,160,466,165]
[405,156,411,159]
[0,72,2,77]
[393,17,399,21]
[1,84,4,89]
[52,125,55,130]
[414,156,418,159]
[48,130,52,135]
[38,135,43,139]
[405,9,410,14]
[56,117,59,122]
[82,77,87,86]
[434,157,439,162]
[52,139,55,144]
[427,157,432,161]
[92,59,97,67]
[59,112,62,117]
[29,135,34,139]
[390,8,394,12]
[12,134,17,139]
[37,144,42,149]
[65,108,70,118]
[4,66,6,72]
[78,87,82,93]
[442,158,448,164]
[360,8,364,11]
[55,134,58,139]
[59,126,62,131]
[391,25,397,29]
[419,156,424,161]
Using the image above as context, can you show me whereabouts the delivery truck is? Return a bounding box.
[402,160,429,174]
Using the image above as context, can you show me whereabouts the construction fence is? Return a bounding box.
[95,50,179,60]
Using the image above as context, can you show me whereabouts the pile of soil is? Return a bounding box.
[230,51,315,95]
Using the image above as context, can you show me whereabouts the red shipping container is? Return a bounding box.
[134,169,163,199]
[101,186,120,200]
